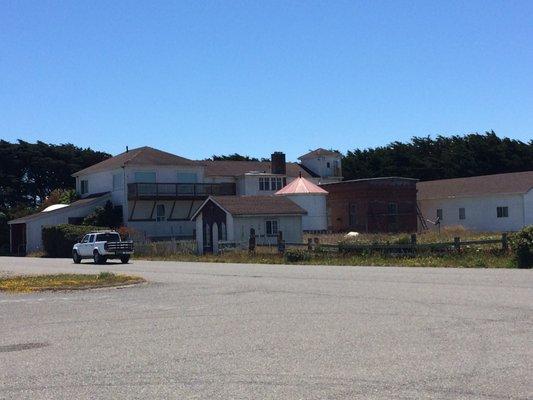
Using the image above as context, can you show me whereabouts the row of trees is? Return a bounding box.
[0,140,110,253]
[342,131,533,181]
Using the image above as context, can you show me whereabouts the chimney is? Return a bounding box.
[126,146,129,153]
[271,152,286,175]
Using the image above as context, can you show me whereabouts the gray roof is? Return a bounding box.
[192,195,307,219]
[8,193,111,224]
[417,171,533,200]
[73,146,196,176]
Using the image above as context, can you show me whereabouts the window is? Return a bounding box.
[459,207,466,220]
[497,206,509,218]
[112,173,123,190]
[177,172,197,183]
[326,162,331,168]
[80,180,89,194]
[88,234,95,243]
[349,203,357,227]
[259,177,270,191]
[81,235,89,244]
[95,233,120,242]
[134,171,156,183]
[271,177,283,191]
[266,220,278,236]
[436,209,443,220]
[156,204,166,222]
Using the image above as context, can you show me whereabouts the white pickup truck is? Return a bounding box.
[72,231,134,264]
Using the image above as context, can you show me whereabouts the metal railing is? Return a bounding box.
[127,182,236,199]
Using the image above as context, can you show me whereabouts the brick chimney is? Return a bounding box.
[271,152,286,175]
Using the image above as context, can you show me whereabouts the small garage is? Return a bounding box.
[7,193,111,254]
[191,195,306,254]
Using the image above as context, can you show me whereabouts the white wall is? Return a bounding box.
[419,193,526,232]
[124,165,205,184]
[22,195,111,253]
[524,189,533,226]
[232,215,303,246]
[284,194,327,231]
[77,168,124,204]
[300,155,342,179]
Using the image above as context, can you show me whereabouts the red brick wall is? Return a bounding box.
[321,178,418,233]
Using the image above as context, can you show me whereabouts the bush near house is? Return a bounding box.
[83,200,123,228]
[42,224,107,258]
[509,226,533,268]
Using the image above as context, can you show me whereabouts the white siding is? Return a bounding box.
[232,215,303,246]
[300,155,342,179]
[419,193,526,232]
[22,195,111,253]
[284,194,327,231]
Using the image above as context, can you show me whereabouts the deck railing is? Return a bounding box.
[127,182,236,199]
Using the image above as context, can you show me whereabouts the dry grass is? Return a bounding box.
[138,248,514,268]
[304,226,502,246]
[0,272,145,293]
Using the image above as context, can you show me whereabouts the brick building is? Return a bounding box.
[320,178,418,233]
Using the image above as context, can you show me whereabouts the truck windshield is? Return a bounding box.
[95,233,120,242]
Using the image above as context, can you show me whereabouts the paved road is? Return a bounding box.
[0,257,532,399]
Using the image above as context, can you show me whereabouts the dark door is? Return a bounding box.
[11,223,26,255]
[203,223,212,253]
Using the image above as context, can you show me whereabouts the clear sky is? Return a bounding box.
[1,1,532,161]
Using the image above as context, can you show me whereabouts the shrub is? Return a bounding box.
[42,224,107,258]
[83,201,122,228]
[284,249,312,263]
[509,226,533,268]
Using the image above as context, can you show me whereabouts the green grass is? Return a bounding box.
[138,249,514,268]
[0,272,145,293]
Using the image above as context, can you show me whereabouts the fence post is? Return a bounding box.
[454,237,461,251]
[502,233,508,251]
[277,231,285,254]
[248,228,256,253]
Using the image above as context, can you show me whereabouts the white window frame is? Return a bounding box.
[112,173,123,190]
[265,220,278,236]
[80,180,89,194]
[156,204,166,222]
[497,206,509,218]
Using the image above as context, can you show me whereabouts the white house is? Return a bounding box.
[297,148,343,183]
[275,176,329,231]
[417,171,533,232]
[191,195,306,254]
[8,146,338,254]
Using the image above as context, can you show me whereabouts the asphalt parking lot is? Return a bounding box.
[1,257,532,399]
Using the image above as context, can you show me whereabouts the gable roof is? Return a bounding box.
[417,171,533,200]
[192,195,307,219]
[199,160,316,178]
[73,146,195,176]
[8,192,111,224]
[275,177,328,195]
[298,148,341,160]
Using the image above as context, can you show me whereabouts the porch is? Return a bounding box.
[127,182,236,200]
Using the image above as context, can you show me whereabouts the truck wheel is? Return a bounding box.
[72,250,81,264]
[93,251,106,265]
[120,255,130,264]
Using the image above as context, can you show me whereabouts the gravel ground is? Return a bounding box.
[0,257,532,399]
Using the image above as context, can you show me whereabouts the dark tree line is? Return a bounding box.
[342,132,533,181]
[0,140,110,210]
[209,153,270,162]
[0,140,110,253]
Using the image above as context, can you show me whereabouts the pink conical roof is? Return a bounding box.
[275,177,328,195]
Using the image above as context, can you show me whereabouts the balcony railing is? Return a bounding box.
[128,182,236,200]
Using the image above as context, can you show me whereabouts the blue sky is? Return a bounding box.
[1,1,532,161]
